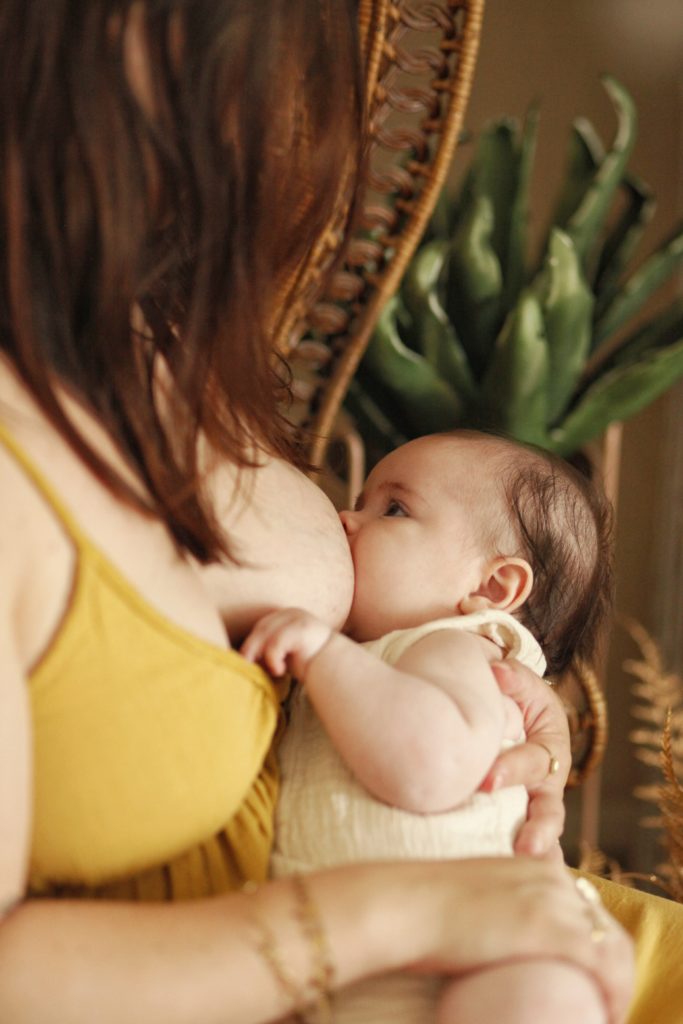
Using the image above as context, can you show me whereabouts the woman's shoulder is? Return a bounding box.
[0,368,237,658]
[0,369,77,672]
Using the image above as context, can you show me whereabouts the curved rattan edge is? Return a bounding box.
[307,0,485,470]
[359,0,390,106]
[565,662,609,787]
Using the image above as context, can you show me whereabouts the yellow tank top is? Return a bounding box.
[0,422,282,901]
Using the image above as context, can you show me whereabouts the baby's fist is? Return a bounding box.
[240,608,333,679]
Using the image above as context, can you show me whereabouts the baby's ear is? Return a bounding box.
[458,558,533,614]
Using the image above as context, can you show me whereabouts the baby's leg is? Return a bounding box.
[437,959,605,1024]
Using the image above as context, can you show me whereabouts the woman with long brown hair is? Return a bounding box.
[0,2,639,1021]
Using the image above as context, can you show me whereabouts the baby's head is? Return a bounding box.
[341,430,613,676]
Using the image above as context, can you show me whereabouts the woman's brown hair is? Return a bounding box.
[0,0,364,560]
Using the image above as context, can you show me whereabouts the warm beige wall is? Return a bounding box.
[451,0,683,867]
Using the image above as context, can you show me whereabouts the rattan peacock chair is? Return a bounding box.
[274,0,607,790]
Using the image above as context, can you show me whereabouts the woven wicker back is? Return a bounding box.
[281,0,485,469]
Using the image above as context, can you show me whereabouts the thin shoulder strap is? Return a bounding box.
[0,418,87,546]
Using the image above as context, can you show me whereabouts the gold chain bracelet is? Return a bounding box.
[246,875,335,1023]
[291,874,335,1024]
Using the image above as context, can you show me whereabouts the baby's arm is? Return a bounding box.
[241,609,508,813]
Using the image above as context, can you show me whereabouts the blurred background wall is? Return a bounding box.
[447,0,683,870]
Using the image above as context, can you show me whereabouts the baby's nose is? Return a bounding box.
[339,509,358,536]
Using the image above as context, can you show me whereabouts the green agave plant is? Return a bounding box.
[347,75,683,463]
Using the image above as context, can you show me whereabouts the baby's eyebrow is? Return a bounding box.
[379,480,419,502]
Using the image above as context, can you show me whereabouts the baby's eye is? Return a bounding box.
[383,499,408,518]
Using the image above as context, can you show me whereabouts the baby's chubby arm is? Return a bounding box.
[241,609,510,813]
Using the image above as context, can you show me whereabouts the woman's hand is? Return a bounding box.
[480,659,570,859]
[403,858,634,1024]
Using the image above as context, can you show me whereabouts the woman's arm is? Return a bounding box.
[0,858,633,1024]
[0,631,31,916]
[242,608,507,812]
[0,624,632,1024]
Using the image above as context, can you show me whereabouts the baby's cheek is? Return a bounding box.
[343,575,391,643]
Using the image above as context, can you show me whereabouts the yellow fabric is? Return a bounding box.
[588,875,683,1024]
[0,422,281,899]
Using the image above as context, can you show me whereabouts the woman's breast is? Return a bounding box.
[200,455,355,643]
[28,558,281,892]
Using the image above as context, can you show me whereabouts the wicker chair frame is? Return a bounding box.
[281,0,484,460]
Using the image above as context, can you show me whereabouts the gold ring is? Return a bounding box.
[536,742,560,779]
[575,877,607,943]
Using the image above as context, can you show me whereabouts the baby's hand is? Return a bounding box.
[240,608,333,679]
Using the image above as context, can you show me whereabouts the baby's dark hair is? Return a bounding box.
[500,441,613,677]
[453,431,614,678]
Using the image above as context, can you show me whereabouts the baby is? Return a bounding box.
[242,429,613,1024]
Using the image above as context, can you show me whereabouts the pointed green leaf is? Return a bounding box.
[565,76,638,273]
[593,175,656,319]
[551,339,683,455]
[401,239,449,322]
[471,118,520,270]
[479,291,549,445]
[593,226,683,347]
[551,117,605,230]
[414,301,478,404]
[531,229,594,423]
[447,163,477,243]
[606,299,683,369]
[400,240,477,403]
[445,193,503,377]
[361,297,465,434]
